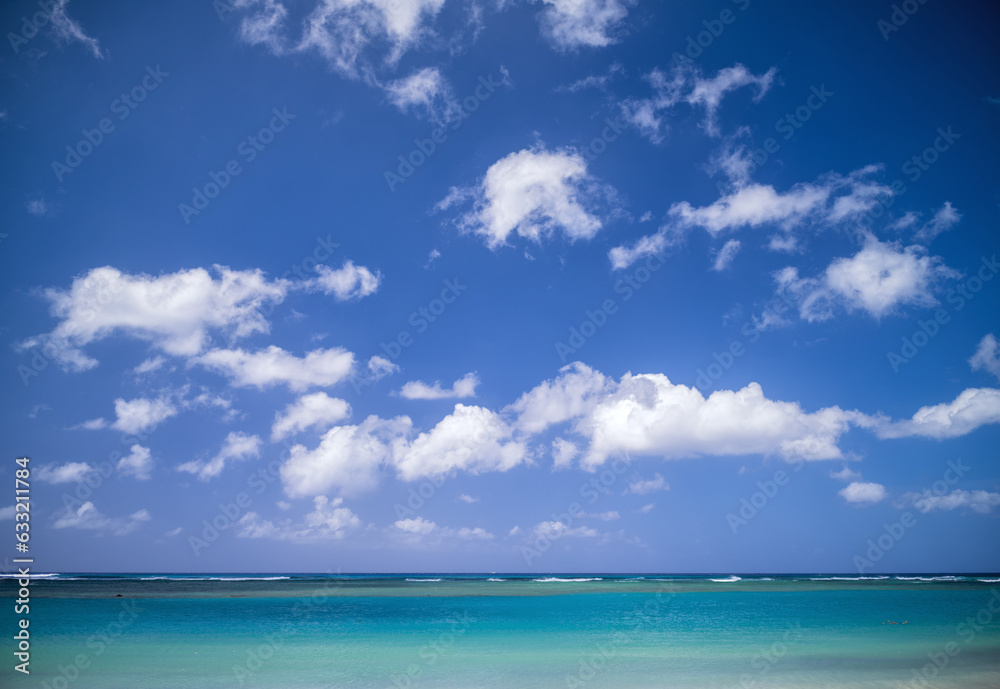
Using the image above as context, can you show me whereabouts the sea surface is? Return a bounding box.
[3,573,1000,688]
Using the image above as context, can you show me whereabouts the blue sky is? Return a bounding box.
[1,0,999,574]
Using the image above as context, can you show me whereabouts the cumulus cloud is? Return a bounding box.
[537,0,632,50]
[310,260,381,301]
[551,437,579,470]
[458,493,479,504]
[870,388,1000,440]
[54,502,150,535]
[35,462,93,484]
[507,362,612,434]
[898,489,1000,515]
[117,445,154,480]
[397,372,479,400]
[17,265,290,371]
[133,356,166,374]
[839,481,886,505]
[111,396,178,435]
[395,516,437,535]
[830,466,862,482]
[271,392,351,441]
[194,346,355,391]
[530,520,598,539]
[438,147,614,250]
[237,495,361,541]
[970,334,1000,382]
[177,431,262,480]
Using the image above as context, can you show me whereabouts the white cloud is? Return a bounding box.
[839,481,886,505]
[586,510,620,521]
[50,0,104,59]
[395,516,437,535]
[35,462,93,484]
[237,495,361,541]
[17,265,290,371]
[830,466,861,482]
[537,0,631,50]
[551,437,579,470]
[970,334,1000,382]
[281,416,410,497]
[133,356,166,374]
[366,355,400,381]
[26,198,49,216]
[164,527,183,538]
[394,404,527,481]
[72,417,108,431]
[637,503,654,514]
[178,431,262,480]
[626,473,669,495]
[530,520,598,539]
[194,345,355,391]
[898,489,1000,515]
[914,202,961,243]
[311,260,381,301]
[458,493,479,504]
[111,396,178,435]
[507,361,612,434]
[117,445,154,480]
[620,63,775,143]
[439,147,612,250]
[397,372,479,400]
[271,392,351,441]
[871,388,1000,440]
[712,239,741,271]
[54,502,150,536]
[456,526,494,539]
[384,67,461,123]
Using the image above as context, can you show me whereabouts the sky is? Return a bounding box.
[1,0,999,574]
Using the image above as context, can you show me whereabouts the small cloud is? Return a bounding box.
[712,239,741,271]
[457,493,479,504]
[898,489,1000,514]
[636,503,654,514]
[394,517,436,535]
[586,510,620,521]
[54,502,150,536]
[830,466,862,482]
[28,404,51,419]
[164,527,183,538]
[397,372,479,400]
[26,198,50,216]
[35,462,93,483]
[133,356,166,374]
[366,355,399,382]
[625,473,669,495]
[508,526,522,537]
[177,431,261,480]
[839,481,886,505]
[117,445,153,480]
[970,334,1000,382]
[70,417,108,431]
[424,249,442,268]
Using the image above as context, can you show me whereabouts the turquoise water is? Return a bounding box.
[3,574,1000,688]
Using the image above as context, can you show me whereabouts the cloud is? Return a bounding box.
[775,236,958,322]
[970,334,1000,382]
[458,493,479,504]
[0,506,16,520]
[194,345,355,391]
[50,0,104,59]
[586,510,620,521]
[17,265,291,371]
[393,404,527,481]
[558,62,623,92]
[626,473,669,495]
[507,361,612,434]
[54,502,150,536]
[178,431,262,480]
[237,496,361,540]
[439,146,614,250]
[133,356,166,374]
[111,396,178,434]
[35,462,93,484]
[839,481,886,505]
[609,165,898,270]
[231,0,446,80]
[311,260,381,301]
[397,372,479,400]
[366,355,400,381]
[117,445,154,480]
[384,67,461,123]
[281,416,410,498]
[537,0,632,50]
[26,198,50,216]
[637,503,654,514]
[530,520,598,539]
[830,466,861,482]
[898,489,1000,515]
[395,516,437,535]
[164,527,183,538]
[914,202,961,243]
[271,392,351,441]
[712,239,741,271]
[871,388,1000,440]
[551,437,579,470]
[71,417,108,431]
[620,62,775,143]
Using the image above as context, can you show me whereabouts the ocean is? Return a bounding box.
[3,573,1000,688]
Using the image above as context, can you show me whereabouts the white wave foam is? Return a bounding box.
[709,576,742,583]
[405,578,443,582]
[533,577,603,582]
